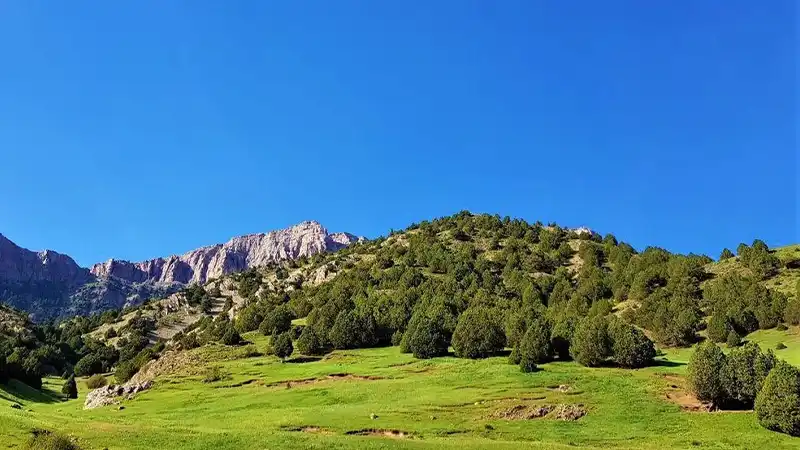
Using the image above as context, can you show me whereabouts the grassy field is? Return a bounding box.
[2,330,799,450]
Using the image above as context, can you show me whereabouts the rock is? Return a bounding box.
[370,413,378,420]
[118,405,125,410]
[551,404,587,421]
[10,403,21,409]
[84,381,152,410]
[0,222,361,320]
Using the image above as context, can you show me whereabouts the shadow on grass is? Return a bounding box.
[1,379,65,405]
[652,359,686,368]
[286,356,323,364]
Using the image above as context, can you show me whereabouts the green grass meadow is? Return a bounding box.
[2,329,799,449]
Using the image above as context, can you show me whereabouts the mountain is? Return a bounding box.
[0,221,360,320]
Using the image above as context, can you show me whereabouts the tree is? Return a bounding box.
[73,354,103,377]
[451,308,505,359]
[296,326,327,356]
[608,320,655,368]
[551,316,576,360]
[785,294,800,325]
[516,317,552,371]
[687,341,727,405]
[260,305,293,336]
[571,315,611,367]
[62,374,78,399]
[104,328,117,339]
[272,332,294,362]
[707,314,731,343]
[407,315,449,359]
[726,330,742,348]
[719,248,734,260]
[755,361,800,436]
[722,342,776,407]
[329,310,361,350]
[221,327,242,346]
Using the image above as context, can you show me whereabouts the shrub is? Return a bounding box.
[726,330,742,348]
[260,305,293,336]
[451,308,505,359]
[719,248,734,260]
[571,315,611,367]
[115,361,138,384]
[706,314,730,343]
[407,315,449,359]
[609,320,655,368]
[25,429,81,450]
[73,354,102,377]
[61,375,77,399]
[104,328,117,339]
[296,326,328,356]
[328,310,362,350]
[721,342,776,407]
[272,332,294,362]
[203,366,225,383]
[221,328,242,346]
[776,342,787,350]
[776,323,788,332]
[550,317,576,360]
[516,317,552,370]
[687,341,727,405]
[755,361,800,436]
[86,374,107,389]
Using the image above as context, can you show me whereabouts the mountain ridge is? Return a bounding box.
[0,221,360,319]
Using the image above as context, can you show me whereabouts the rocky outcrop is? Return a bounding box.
[89,221,360,285]
[84,381,152,409]
[0,222,359,320]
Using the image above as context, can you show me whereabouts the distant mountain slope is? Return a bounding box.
[0,221,359,320]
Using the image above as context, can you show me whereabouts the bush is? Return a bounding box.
[272,332,294,362]
[260,305,293,336]
[726,330,742,348]
[203,366,225,383]
[687,341,727,405]
[73,354,102,377]
[25,429,81,450]
[722,342,776,407]
[296,326,328,356]
[104,328,117,339]
[221,328,242,346]
[516,317,552,371]
[719,248,734,260]
[451,308,505,359]
[776,323,788,332]
[61,375,77,399]
[609,320,656,368]
[755,361,800,436]
[115,361,138,384]
[86,374,107,389]
[407,315,449,359]
[776,342,787,350]
[706,314,730,344]
[571,315,611,367]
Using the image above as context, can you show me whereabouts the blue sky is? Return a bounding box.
[0,1,796,266]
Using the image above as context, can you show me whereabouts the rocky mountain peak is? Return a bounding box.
[89,221,360,285]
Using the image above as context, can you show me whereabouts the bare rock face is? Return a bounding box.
[84,381,152,409]
[89,221,359,285]
[0,221,359,320]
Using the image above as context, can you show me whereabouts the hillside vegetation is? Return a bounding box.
[2,211,799,448]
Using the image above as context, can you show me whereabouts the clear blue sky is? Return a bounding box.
[0,1,796,267]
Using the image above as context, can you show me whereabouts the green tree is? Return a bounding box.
[608,320,655,368]
[571,315,611,367]
[707,314,731,343]
[726,330,742,348]
[687,341,727,405]
[260,305,293,336]
[272,332,294,362]
[407,315,449,359]
[221,327,242,346]
[62,374,77,399]
[722,342,776,407]
[550,316,576,360]
[754,361,800,436]
[719,248,734,260]
[296,326,327,356]
[516,317,552,371]
[451,308,505,359]
[328,310,361,350]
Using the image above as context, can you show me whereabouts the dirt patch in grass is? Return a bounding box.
[281,425,334,435]
[492,403,587,421]
[547,384,572,393]
[660,374,712,412]
[345,429,415,439]
[264,373,385,388]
